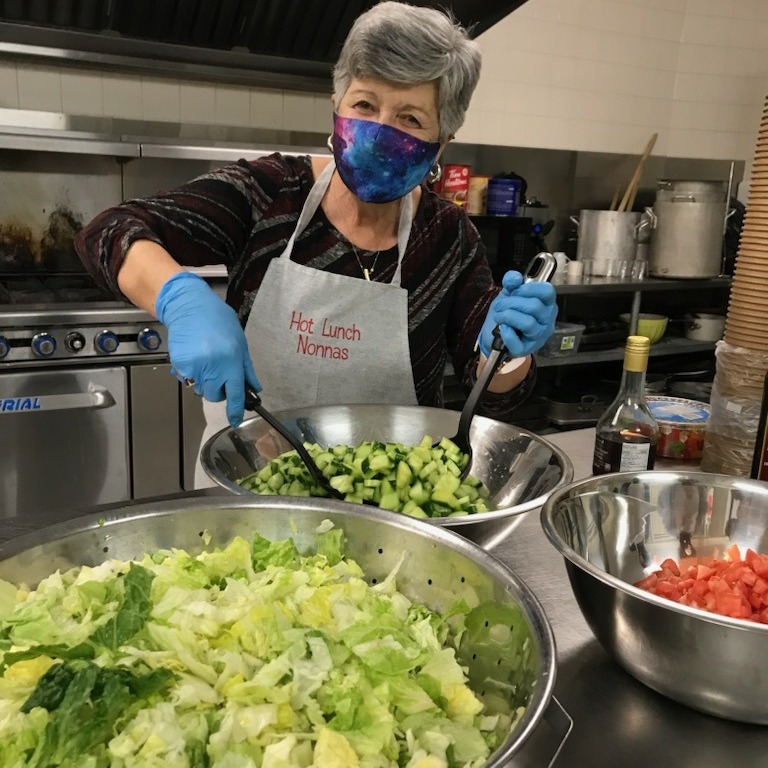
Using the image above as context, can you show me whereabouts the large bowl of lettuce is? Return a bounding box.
[0,495,559,768]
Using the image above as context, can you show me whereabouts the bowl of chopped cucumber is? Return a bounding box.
[201,403,573,549]
[0,495,569,766]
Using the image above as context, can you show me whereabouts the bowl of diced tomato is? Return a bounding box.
[540,470,768,723]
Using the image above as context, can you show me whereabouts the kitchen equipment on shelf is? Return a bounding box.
[466,174,491,215]
[648,179,729,279]
[576,319,628,351]
[619,312,668,343]
[0,495,572,767]
[487,173,525,217]
[684,312,726,342]
[571,209,654,276]
[202,404,573,550]
[540,387,614,428]
[602,367,714,400]
[541,470,768,724]
[538,321,586,357]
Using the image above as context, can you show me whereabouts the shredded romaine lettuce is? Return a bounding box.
[0,525,514,767]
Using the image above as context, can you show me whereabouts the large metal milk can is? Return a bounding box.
[648,180,728,278]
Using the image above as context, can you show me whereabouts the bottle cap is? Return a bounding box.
[626,335,650,352]
[625,334,650,372]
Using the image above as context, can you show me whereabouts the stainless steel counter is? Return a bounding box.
[1,430,767,765]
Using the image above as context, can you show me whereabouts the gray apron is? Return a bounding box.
[195,160,418,488]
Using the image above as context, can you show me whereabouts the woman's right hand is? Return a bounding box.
[155,272,261,427]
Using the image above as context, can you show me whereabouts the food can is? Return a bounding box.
[487,177,522,216]
[438,164,471,207]
[466,174,490,215]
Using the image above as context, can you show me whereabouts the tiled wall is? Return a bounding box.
[0,61,333,135]
[0,0,766,161]
[467,0,768,159]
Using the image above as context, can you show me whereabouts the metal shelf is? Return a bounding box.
[552,275,731,294]
[536,338,717,368]
[139,142,330,162]
[0,127,140,157]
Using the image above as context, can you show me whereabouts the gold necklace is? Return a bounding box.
[351,246,380,281]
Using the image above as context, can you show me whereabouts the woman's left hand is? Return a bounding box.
[479,270,558,359]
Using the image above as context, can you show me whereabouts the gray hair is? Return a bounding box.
[332,1,482,140]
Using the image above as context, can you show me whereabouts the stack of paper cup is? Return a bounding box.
[701,95,768,476]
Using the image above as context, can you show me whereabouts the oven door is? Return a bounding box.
[0,366,129,519]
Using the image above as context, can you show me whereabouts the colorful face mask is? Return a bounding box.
[331,114,441,204]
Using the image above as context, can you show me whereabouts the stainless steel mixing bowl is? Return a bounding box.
[541,469,768,723]
[0,495,568,766]
[201,404,573,549]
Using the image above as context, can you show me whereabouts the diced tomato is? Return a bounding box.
[635,573,659,590]
[696,564,715,580]
[690,579,709,597]
[634,545,768,625]
[655,581,683,601]
[660,558,681,576]
[746,549,768,580]
[739,568,758,587]
[678,556,700,573]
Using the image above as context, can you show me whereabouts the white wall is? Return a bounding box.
[0,60,332,135]
[0,0,766,161]
[466,0,768,159]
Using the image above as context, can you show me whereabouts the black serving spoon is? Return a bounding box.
[437,326,508,481]
[438,252,557,481]
[244,386,347,501]
[245,387,381,506]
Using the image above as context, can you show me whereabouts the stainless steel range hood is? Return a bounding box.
[0,1,527,91]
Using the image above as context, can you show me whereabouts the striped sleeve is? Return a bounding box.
[74,153,295,299]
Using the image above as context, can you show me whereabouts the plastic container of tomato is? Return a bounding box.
[646,395,710,460]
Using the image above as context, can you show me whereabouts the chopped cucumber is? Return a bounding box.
[236,436,491,518]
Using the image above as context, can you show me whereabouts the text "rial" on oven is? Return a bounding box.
[0,397,42,413]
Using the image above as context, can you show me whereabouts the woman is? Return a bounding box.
[76,0,557,487]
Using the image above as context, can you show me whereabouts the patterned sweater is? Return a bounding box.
[75,153,536,419]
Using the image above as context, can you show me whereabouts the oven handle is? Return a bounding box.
[0,387,115,414]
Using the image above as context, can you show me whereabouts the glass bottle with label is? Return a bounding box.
[592,335,659,474]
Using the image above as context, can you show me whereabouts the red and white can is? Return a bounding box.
[437,164,471,207]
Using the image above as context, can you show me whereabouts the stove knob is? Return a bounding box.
[137,328,162,351]
[31,333,57,358]
[0,336,9,360]
[95,330,120,355]
[64,331,86,353]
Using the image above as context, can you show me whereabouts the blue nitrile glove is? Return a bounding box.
[479,270,558,359]
[155,272,261,427]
